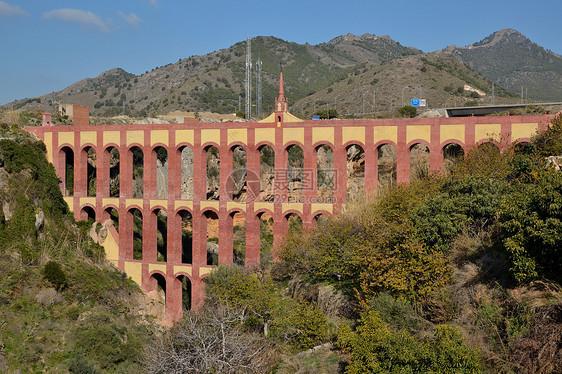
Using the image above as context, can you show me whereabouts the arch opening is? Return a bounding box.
[206,146,220,200]
[285,213,303,236]
[178,210,192,264]
[130,147,144,198]
[346,144,365,201]
[80,206,95,222]
[259,145,275,202]
[60,147,74,196]
[314,213,329,226]
[154,209,168,262]
[128,208,143,260]
[103,207,119,233]
[204,210,219,266]
[258,212,274,266]
[443,143,464,174]
[106,147,120,197]
[150,273,166,304]
[232,211,246,266]
[316,145,334,198]
[154,147,168,199]
[176,275,191,311]
[410,143,430,181]
[377,144,397,192]
[287,145,304,201]
[84,147,96,197]
[179,146,194,200]
[230,145,247,202]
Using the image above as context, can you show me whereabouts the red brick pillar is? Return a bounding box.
[119,144,129,198]
[501,120,512,149]
[98,148,109,199]
[192,205,204,267]
[74,143,87,197]
[364,126,376,195]
[465,120,476,152]
[192,133,207,267]
[120,208,133,260]
[144,143,156,200]
[218,137,232,265]
[396,124,409,184]
[430,122,442,174]
[219,212,233,265]
[245,206,259,268]
[272,129,285,250]
[167,207,181,264]
[168,141,181,200]
[190,276,204,311]
[245,141,260,268]
[143,207,156,262]
[334,127,347,210]
[303,127,315,231]
[166,273,181,322]
[373,144,379,194]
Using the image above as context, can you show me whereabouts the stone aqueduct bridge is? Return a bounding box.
[25,81,552,321]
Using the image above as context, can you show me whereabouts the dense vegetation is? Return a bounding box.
[0,113,560,373]
[0,130,155,373]
[148,114,562,373]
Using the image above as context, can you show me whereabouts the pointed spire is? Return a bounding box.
[278,72,284,101]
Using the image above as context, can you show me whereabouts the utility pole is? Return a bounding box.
[373,90,376,113]
[492,82,495,105]
[245,37,252,121]
[402,86,408,107]
[256,58,262,117]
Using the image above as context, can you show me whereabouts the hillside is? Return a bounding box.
[6,31,546,120]
[7,34,421,118]
[0,129,159,373]
[445,29,562,102]
[293,51,516,117]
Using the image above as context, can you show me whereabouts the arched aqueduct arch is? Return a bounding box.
[26,75,553,321]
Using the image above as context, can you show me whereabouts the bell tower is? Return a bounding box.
[274,72,288,126]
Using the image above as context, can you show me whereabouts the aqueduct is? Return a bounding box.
[25,74,552,321]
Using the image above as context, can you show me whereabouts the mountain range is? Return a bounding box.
[6,29,561,118]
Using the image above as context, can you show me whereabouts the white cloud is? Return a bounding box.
[119,12,141,27]
[149,0,158,8]
[0,1,28,17]
[42,8,109,32]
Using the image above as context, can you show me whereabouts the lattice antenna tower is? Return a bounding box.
[256,56,262,117]
[245,37,252,120]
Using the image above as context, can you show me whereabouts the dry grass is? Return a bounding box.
[0,107,20,125]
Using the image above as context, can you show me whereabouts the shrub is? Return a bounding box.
[44,261,66,289]
[338,309,482,373]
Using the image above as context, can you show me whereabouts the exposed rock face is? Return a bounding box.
[546,156,562,170]
[181,147,193,199]
[346,145,365,200]
[156,158,168,199]
[206,150,220,200]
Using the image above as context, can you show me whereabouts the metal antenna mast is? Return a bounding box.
[245,37,252,120]
[256,57,262,117]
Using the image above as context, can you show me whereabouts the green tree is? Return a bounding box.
[397,105,417,118]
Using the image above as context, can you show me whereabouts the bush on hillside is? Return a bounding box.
[337,308,482,373]
[43,260,66,289]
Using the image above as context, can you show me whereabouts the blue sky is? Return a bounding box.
[1,0,561,105]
